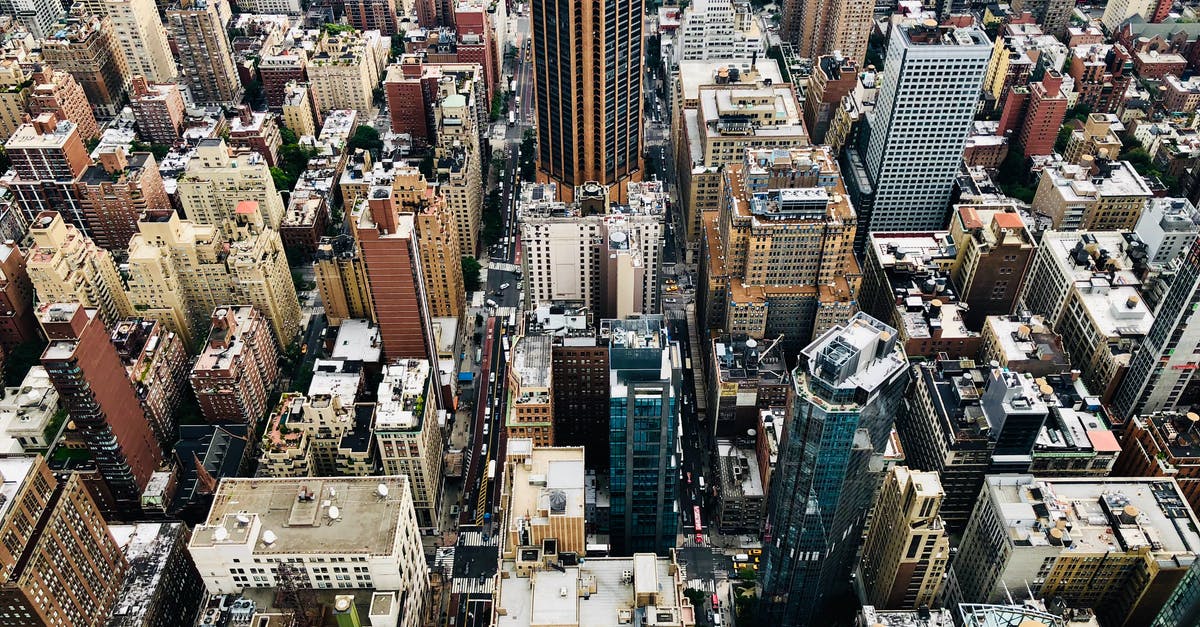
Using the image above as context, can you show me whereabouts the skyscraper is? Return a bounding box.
[39,302,162,517]
[779,0,873,66]
[606,316,680,555]
[858,466,950,610]
[531,0,644,201]
[761,312,909,625]
[857,22,989,247]
[1114,237,1200,419]
[167,0,243,107]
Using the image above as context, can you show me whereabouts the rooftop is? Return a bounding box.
[1039,231,1147,287]
[716,441,764,498]
[860,605,956,627]
[984,475,1200,555]
[801,312,906,395]
[506,446,586,531]
[1071,278,1153,340]
[190,475,414,556]
[1041,161,1152,202]
[984,315,1070,371]
[331,319,383,363]
[0,457,37,526]
[193,307,258,373]
[374,359,429,430]
[713,335,789,387]
[512,335,552,390]
[108,523,188,624]
[601,316,667,350]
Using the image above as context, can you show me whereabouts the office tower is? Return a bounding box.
[0,61,31,142]
[520,182,665,319]
[110,319,190,449]
[176,139,284,235]
[75,148,171,251]
[1153,551,1200,627]
[1102,0,1156,32]
[190,306,281,425]
[106,522,204,627]
[374,359,444,531]
[314,235,374,326]
[40,10,129,119]
[167,0,243,107]
[1115,411,1200,515]
[507,335,554,445]
[677,78,808,246]
[413,199,466,319]
[946,206,1037,329]
[858,23,989,244]
[3,115,91,233]
[352,187,436,361]
[260,393,376,477]
[542,306,611,469]
[779,0,873,66]
[27,211,132,328]
[128,76,185,144]
[498,442,586,558]
[125,210,300,347]
[1135,198,1200,265]
[1020,231,1154,402]
[1067,43,1132,114]
[606,316,680,555]
[858,467,950,610]
[952,475,1200,627]
[0,0,65,39]
[803,54,858,145]
[93,0,176,84]
[27,67,101,141]
[39,303,162,516]
[701,146,859,357]
[709,336,790,441]
[188,475,429,627]
[307,30,388,117]
[761,313,909,624]
[858,232,981,360]
[1032,161,1152,232]
[0,244,37,348]
[996,69,1069,158]
[0,457,126,625]
[1011,0,1073,36]
[677,0,762,61]
[1114,238,1200,419]
[345,0,398,35]
[531,0,644,202]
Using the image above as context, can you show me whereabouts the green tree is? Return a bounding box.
[682,588,707,613]
[1066,103,1092,123]
[737,566,757,582]
[348,125,383,155]
[4,338,47,387]
[462,256,482,291]
[1054,125,1073,153]
[280,126,299,145]
[271,166,295,191]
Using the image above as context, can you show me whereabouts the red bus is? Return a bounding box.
[693,505,703,543]
[711,593,719,610]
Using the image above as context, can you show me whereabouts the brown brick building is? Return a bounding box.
[190,306,281,425]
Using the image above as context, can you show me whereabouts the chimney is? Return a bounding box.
[31,112,57,134]
[131,74,149,97]
[98,147,127,174]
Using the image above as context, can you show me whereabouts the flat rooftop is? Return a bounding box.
[0,457,37,525]
[507,447,586,531]
[512,335,552,390]
[1072,280,1153,340]
[1040,231,1144,287]
[801,312,907,395]
[190,475,413,556]
[986,475,1200,555]
[331,319,382,363]
[375,359,429,430]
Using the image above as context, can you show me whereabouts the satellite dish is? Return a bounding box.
[377,483,389,498]
[261,530,277,546]
[328,505,340,519]
[236,514,250,525]
[214,526,229,541]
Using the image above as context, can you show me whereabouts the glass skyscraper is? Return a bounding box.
[605,316,680,555]
[761,313,910,625]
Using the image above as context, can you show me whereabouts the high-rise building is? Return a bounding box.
[1114,237,1200,419]
[606,316,680,556]
[188,474,428,627]
[996,69,1069,158]
[40,10,130,119]
[531,0,644,202]
[176,138,285,236]
[1114,411,1200,516]
[0,61,32,142]
[3,115,91,234]
[314,235,374,326]
[676,0,763,62]
[128,76,186,145]
[0,244,37,349]
[39,302,162,516]
[190,306,281,425]
[0,456,126,625]
[344,0,398,35]
[307,30,388,117]
[167,0,243,107]
[75,148,171,251]
[27,210,132,328]
[1011,0,1074,36]
[453,0,500,96]
[259,393,376,477]
[520,182,665,319]
[803,55,858,146]
[538,306,611,469]
[946,206,1038,329]
[93,0,177,84]
[413,192,466,321]
[858,467,950,610]
[708,336,790,442]
[1067,43,1132,114]
[1152,548,1200,627]
[857,22,990,245]
[1101,0,1157,32]
[507,335,554,446]
[761,312,909,625]
[1031,160,1152,232]
[979,314,1071,378]
[432,66,485,256]
[374,359,444,531]
[1064,113,1124,166]
[0,0,65,39]
[498,441,586,558]
[1135,197,1200,265]
[779,0,873,66]
[281,81,318,136]
[110,319,190,449]
[952,475,1200,627]
[106,522,204,627]
[227,106,283,168]
[27,67,101,141]
[700,146,859,357]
